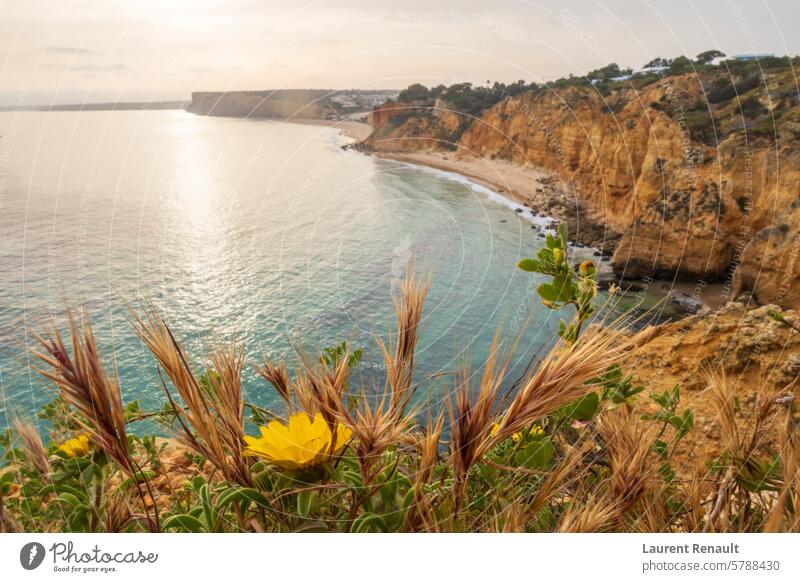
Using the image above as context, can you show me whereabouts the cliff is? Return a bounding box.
[188,90,335,119]
[364,65,800,308]
[630,302,799,459]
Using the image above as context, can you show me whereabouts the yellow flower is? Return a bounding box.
[57,434,91,458]
[528,424,544,438]
[243,412,352,470]
[491,422,543,442]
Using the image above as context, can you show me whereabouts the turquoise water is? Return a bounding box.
[0,110,609,429]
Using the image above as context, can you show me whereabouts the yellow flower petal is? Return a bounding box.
[310,413,331,440]
[243,412,351,470]
[289,412,313,442]
[57,434,91,458]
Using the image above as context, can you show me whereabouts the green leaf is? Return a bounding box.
[545,231,562,250]
[517,258,541,272]
[515,438,555,469]
[39,483,89,501]
[163,514,206,532]
[351,512,388,533]
[296,490,316,519]
[669,410,694,439]
[198,484,217,531]
[677,409,694,439]
[651,439,669,459]
[119,470,157,490]
[124,400,141,422]
[557,223,568,247]
[190,475,206,492]
[736,457,781,493]
[537,274,574,303]
[341,468,362,488]
[659,462,676,483]
[767,308,785,322]
[53,492,84,508]
[560,392,600,421]
[217,487,272,511]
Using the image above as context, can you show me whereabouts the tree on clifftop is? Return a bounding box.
[696,49,726,64]
[398,83,430,102]
[587,63,633,81]
[643,57,672,69]
[668,56,693,74]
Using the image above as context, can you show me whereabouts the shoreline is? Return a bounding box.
[302,120,727,313]
[367,151,622,254]
[369,151,543,207]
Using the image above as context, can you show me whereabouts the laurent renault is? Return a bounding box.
[643,544,740,554]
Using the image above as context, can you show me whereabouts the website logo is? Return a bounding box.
[20,542,46,570]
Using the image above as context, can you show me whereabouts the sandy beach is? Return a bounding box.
[371,151,552,207]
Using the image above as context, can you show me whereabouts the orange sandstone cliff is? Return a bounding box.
[364,68,800,308]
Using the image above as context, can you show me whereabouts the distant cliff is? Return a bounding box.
[187,90,335,119]
[364,63,800,308]
[188,89,399,120]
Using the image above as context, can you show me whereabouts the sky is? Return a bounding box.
[0,0,798,106]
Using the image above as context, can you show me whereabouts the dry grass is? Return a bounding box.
[446,333,510,508]
[7,272,798,534]
[11,418,49,477]
[376,270,429,418]
[30,310,160,530]
[598,408,658,513]
[130,307,251,487]
[32,312,133,475]
[493,323,631,445]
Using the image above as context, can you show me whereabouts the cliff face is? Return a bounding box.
[188,90,334,119]
[365,70,800,308]
[630,302,799,460]
[366,99,463,151]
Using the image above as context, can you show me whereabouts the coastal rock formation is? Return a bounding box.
[367,100,458,151]
[629,302,800,458]
[364,67,800,308]
[632,302,800,390]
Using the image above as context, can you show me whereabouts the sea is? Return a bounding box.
[0,110,671,431]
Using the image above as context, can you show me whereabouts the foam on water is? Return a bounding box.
[392,160,554,230]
